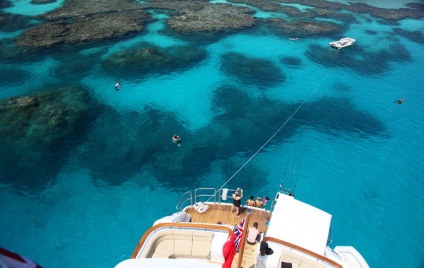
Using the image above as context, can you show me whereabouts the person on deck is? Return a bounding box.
[255,196,264,208]
[263,196,270,206]
[231,188,243,217]
[246,196,256,207]
[246,222,261,245]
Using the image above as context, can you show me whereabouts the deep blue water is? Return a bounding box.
[1,0,424,267]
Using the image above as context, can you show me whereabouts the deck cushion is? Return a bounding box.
[192,232,213,258]
[141,230,173,258]
[174,230,193,257]
[154,240,174,258]
[141,230,214,259]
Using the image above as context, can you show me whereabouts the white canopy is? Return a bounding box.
[266,193,332,255]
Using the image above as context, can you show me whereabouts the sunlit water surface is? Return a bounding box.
[0,1,423,267]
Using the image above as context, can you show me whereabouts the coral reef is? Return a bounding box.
[347,2,424,21]
[393,28,424,44]
[0,1,12,9]
[18,10,150,48]
[15,0,424,49]
[0,86,93,142]
[31,0,57,4]
[101,43,208,77]
[146,1,255,32]
[0,38,46,63]
[0,86,98,185]
[0,68,31,86]
[167,4,255,32]
[274,0,424,21]
[280,56,302,67]
[40,0,142,20]
[53,50,105,82]
[18,0,151,48]
[221,52,285,88]
[0,12,34,32]
[268,19,341,37]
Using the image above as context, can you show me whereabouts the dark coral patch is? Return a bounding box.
[145,1,255,33]
[18,10,150,48]
[53,50,104,81]
[294,97,387,137]
[383,44,412,62]
[375,19,400,26]
[393,28,424,44]
[275,0,345,11]
[0,13,34,32]
[0,86,99,187]
[0,1,12,8]
[268,19,342,37]
[31,0,57,4]
[230,0,355,23]
[221,52,285,88]
[0,68,31,86]
[280,56,302,67]
[101,43,208,78]
[0,38,50,63]
[364,30,378,35]
[166,4,255,32]
[212,85,387,139]
[277,0,424,21]
[347,2,424,21]
[74,106,192,186]
[332,82,351,93]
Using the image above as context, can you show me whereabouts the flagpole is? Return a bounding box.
[236,208,251,268]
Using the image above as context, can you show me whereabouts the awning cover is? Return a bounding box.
[266,194,332,255]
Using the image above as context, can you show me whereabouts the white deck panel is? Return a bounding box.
[267,194,332,255]
[115,258,221,268]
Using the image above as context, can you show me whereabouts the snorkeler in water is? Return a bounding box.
[172,134,182,146]
[395,98,405,105]
[115,81,121,91]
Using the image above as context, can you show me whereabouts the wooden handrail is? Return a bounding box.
[131,222,233,258]
[262,237,343,268]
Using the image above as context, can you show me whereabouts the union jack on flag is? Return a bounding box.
[233,218,245,250]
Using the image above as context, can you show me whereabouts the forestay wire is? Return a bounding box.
[209,75,330,201]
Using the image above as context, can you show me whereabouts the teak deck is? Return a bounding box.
[186,203,271,268]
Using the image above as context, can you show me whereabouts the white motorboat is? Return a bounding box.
[115,187,369,268]
[329,38,356,49]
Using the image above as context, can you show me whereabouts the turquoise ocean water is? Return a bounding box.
[1,0,423,267]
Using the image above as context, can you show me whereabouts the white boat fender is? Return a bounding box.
[222,188,228,200]
[153,211,190,225]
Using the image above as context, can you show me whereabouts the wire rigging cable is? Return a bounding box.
[214,75,330,196]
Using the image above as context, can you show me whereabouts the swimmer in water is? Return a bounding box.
[395,98,405,105]
[115,82,121,91]
[172,134,182,146]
